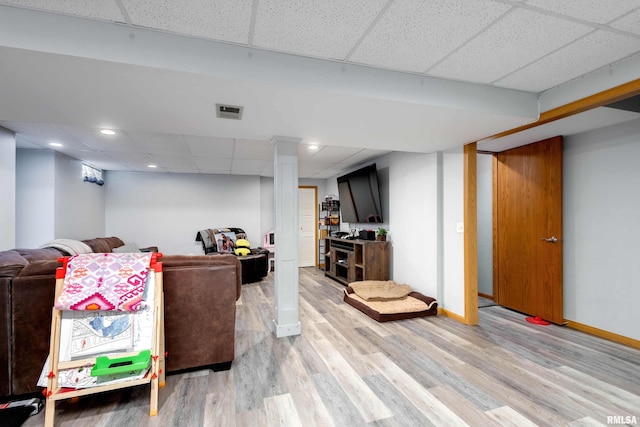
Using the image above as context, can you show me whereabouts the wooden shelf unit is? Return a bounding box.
[324,237,390,285]
[318,200,340,268]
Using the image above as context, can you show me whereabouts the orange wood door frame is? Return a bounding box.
[464,143,478,325]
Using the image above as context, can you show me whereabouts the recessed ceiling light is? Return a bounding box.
[147,164,157,168]
[308,144,319,150]
[100,129,116,135]
[49,142,63,147]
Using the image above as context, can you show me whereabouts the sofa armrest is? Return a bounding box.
[162,254,242,301]
[163,264,239,372]
[11,260,59,395]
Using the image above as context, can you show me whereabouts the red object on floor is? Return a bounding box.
[526,316,550,325]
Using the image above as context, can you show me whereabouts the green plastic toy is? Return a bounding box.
[91,349,151,377]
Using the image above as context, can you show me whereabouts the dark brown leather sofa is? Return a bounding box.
[0,237,241,397]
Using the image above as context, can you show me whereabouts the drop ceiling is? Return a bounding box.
[1,0,640,177]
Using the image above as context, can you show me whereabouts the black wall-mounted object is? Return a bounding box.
[336,163,384,224]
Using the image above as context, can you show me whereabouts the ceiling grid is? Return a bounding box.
[0,0,639,176]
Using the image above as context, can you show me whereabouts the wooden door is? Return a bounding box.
[495,136,563,324]
[298,186,317,267]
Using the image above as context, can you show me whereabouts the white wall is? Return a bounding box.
[16,149,55,247]
[105,171,263,255]
[0,128,16,250]
[54,152,105,240]
[564,118,640,340]
[308,179,328,204]
[325,151,465,314]
[259,177,325,247]
[260,176,275,241]
[442,149,465,316]
[16,149,105,247]
[386,151,440,297]
[477,154,493,296]
[299,178,326,203]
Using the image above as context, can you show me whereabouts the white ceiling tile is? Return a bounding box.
[298,162,334,175]
[59,149,112,162]
[253,0,387,59]
[428,8,592,84]
[184,135,235,157]
[525,0,640,25]
[163,168,200,174]
[311,166,350,179]
[14,135,41,149]
[0,0,125,22]
[129,132,188,153]
[231,159,270,174]
[350,0,512,73]
[339,149,390,165]
[4,0,640,178]
[62,127,144,152]
[495,31,640,92]
[120,0,253,43]
[2,123,89,150]
[298,144,327,161]
[103,151,154,166]
[611,8,640,35]
[101,164,132,172]
[233,139,273,160]
[194,156,232,173]
[141,167,169,173]
[149,153,198,170]
[306,146,363,163]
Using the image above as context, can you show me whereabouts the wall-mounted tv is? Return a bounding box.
[336,163,384,224]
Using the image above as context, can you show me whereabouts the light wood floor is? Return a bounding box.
[25,267,640,426]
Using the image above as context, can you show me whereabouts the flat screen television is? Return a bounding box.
[336,164,384,224]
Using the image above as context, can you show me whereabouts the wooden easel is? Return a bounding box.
[44,254,165,427]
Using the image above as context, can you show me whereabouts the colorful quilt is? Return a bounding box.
[55,252,153,312]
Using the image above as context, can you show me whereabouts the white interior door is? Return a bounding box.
[298,187,317,267]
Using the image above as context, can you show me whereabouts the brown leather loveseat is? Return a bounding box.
[0,237,241,397]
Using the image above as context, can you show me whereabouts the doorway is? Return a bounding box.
[469,79,640,326]
[298,186,317,267]
[493,137,564,324]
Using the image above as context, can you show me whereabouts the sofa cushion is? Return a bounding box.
[17,259,60,277]
[0,251,28,277]
[13,248,63,262]
[82,236,125,253]
[162,254,242,300]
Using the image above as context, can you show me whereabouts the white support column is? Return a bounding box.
[272,136,301,337]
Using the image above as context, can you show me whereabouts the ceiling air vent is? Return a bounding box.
[216,103,244,120]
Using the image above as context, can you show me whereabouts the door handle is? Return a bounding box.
[541,236,558,243]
